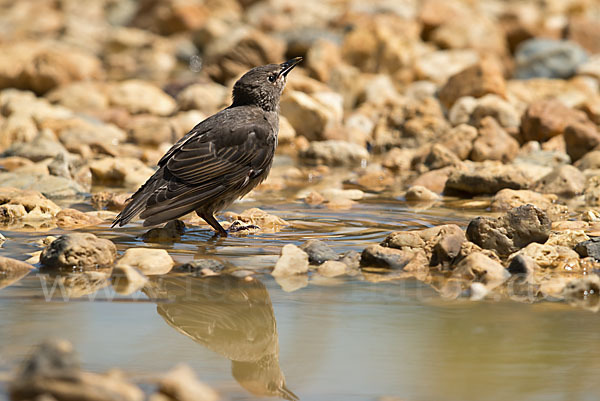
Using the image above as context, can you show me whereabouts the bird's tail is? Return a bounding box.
[111,169,164,228]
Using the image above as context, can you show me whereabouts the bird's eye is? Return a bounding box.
[268,75,276,83]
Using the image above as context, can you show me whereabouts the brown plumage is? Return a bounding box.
[112,58,302,236]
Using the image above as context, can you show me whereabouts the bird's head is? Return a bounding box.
[232,57,302,111]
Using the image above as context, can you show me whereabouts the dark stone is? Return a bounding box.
[507,254,537,276]
[176,258,227,274]
[431,225,466,266]
[339,250,361,270]
[575,238,600,260]
[514,39,588,79]
[360,245,413,269]
[299,239,338,264]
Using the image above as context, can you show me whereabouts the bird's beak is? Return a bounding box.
[278,57,303,78]
[278,383,299,401]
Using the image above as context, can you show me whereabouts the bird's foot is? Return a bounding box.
[228,220,260,233]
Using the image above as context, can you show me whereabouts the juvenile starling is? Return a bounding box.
[112,57,302,236]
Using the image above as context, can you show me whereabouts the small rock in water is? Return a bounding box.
[360,245,413,270]
[0,256,34,289]
[575,238,600,261]
[339,250,361,271]
[507,254,538,277]
[55,208,103,228]
[453,252,510,290]
[271,244,309,277]
[444,162,532,195]
[157,364,218,401]
[40,233,117,270]
[175,258,227,275]
[142,220,186,242]
[300,239,338,264]
[405,185,439,201]
[223,208,288,233]
[318,260,347,277]
[117,248,174,275]
[111,265,148,295]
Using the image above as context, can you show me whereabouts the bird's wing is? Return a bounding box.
[138,114,274,223]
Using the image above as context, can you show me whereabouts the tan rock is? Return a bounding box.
[0,187,61,221]
[40,233,117,270]
[176,82,228,114]
[281,90,343,141]
[56,209,103,228]
[405,185,439,201]
[470,117,519,162]
[521,100,588,143]
[438,124,478,160]
[564,121,600,162]
[318,261,348,278]
[88,157,154,188]
[108,80,176,116]
[117,248,174,275]
[534,165,586,197]
[453,252,509,290]
[272,244,309,277]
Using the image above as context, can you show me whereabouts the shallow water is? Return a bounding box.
[0,186,598,401]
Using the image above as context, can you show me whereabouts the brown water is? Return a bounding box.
[1,166,599,401]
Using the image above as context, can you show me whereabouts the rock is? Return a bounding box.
[299,140,369,166]
[223,208,288,232]
[546,230,590,248]
[430,225,467,266]
[40,233,117,270]
[0,187,61,221]
[126,115,176,146]
[271,244,309,277]
[142,220,186,242]
[567,16,600,55]
[466,205,551,257]
[507,254,538,277]
[563,121,600,162]
[300,239,338,264]
[117,248,174,275]
[438,59,506,109]
[414,49,479,84]
[575,238,600,260]
[157,365,218,401]
[306,39,342,82]
[448,96,478,126]
[534,164,586,197]
[412,167,453,194]
[513,243,581,271]
[318,260,347,278]
[132,0,209,35]
[46,82,109,112]
[414,144,460,172]
[520,100,588,143]
[0,256,34,289]
[453,252,510,289]
[360,245,413,269]
[281,90,343,141]
[405,185,439,201]
[0,156,34,171]
[469,94,520,130]
[111,265,148,295]
[514,39,588,80]
[382,148,416,171]
[176,82,229,114]
[303,191,324,205]
[0,172,86,200]
[56,209,103,228]
[491,189,566,216]
[2,129,67,162]
[9,339,144,401]
[88,157,154,188]
[91,192,131,212]
[438,124,478,160]
[444,162,532,195]
[108,80,176,116]
[575,150,600,170]
[585,177,600,206]
[470,117,519,162]
[175,258,227,275]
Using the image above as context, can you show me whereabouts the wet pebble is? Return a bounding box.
[116,248,174,275]
[300,239,338,264]
[271,244,309,277]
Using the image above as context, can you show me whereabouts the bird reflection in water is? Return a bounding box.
[144,275,298,400]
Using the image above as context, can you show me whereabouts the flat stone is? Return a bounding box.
[534,164,586,197]
[360,245,413,269]
[117,248,174,275]
[445,162,532,195]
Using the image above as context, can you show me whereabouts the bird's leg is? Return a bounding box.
[198,212,228,237]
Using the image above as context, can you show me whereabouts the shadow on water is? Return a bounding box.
[144,274,298,401]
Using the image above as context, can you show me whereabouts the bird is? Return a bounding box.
[112,57,302,236]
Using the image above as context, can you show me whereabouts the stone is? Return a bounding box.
[299,140,369,166]
[405,185,439,201]
[585,177,600,206]
[318,261,347,278]
[40,233,117,270]
[126,115,176,146]
[176,258,227,275]
[0,187,61,221]
[91,192,130,212]
[448,96,478,126]
[430,225,467,266]
[223,208,288,232]
[513,243,581,271]
[414,49,479,84]
[0,156,34,171]
[9,339,144,401]
[546,230,590,248]
[108,80,176,116]
[453,252,510,289]
[306,39,342,82]
[0,114,38,151]
[281,90,343,141]
[414,144,460,172]
[111,265,148,295]
[303,191,324,205]
[88,157,154,188]
[274,275,309,292]
[575,238,600,260]
[142,220,186,242]
[157,365,218,401]
[2,129,67,162]
[438,59,506,109]
[514,39,588,79]
[575,150,600,171]
[412,167,453,194]
[46,82,109,112]
[132,0,209,35]
[117,248,174,275]
[444,162,532,195]
[507,254,538,277]
[271,244,309,277]
[382,231,426,251]
[176,82,228,114]
[437,124,478,160]
[534,165,586,197]
[360,245,413,269]
[469,94,520,130]
[491,189,565,216]
[470,117,519,162]
[382,148,416,171]
[56,209,103,228]
[520,100,588,143]
[466,205,551,257]
[0,256,34,289]
[567,16,600,55]
[563,122,600,162]
[300,239,338,264]
[0,172,85,200]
